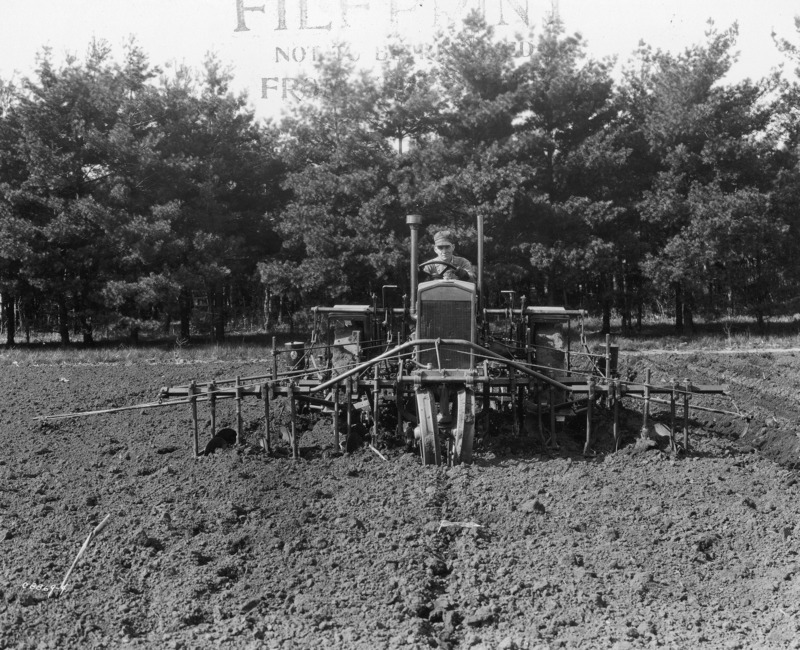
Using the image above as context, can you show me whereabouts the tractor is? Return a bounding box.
[293,213,613,464]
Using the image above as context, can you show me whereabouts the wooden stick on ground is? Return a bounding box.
[437,520,483,533]
[58,514,112,595]
[369,444,388,461]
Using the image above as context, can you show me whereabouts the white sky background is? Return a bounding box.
[0,0,798,122]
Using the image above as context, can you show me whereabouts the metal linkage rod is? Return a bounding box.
[641,369,651,440]
[169,371,273,391]
[34,398,200,421]
[190,381,199,457]
[208,381,217,435]
[235,375,244,445]
[451,346,728,398]
[311,339,573,395]
[162,341,337,393]
[615,382,727,397]
[621,392,748,419]
[584,377,595,454]
[261,383,271,453]
[34,387,262,422]
[161,384,263,399]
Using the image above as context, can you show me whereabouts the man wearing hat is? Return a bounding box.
[430,230,475,282]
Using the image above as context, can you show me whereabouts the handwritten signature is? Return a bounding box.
[21,582,67,598]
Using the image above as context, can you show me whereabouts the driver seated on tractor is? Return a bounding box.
[429,230,476,282]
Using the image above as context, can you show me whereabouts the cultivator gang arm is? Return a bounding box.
[34,335,733,463]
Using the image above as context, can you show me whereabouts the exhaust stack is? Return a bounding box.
[477,212,484,312]
[406,214,422,316]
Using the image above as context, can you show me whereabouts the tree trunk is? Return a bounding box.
[636,298,642,331]
[213,282,225,342]
[2,291,15,346]
[81,315,94,346]
[674,282,684,332]
[58,296,70,345]
[20,297,30,344]
[263,286,271,332]
[620,270,631,333]
[684,291,695,333]
[179,288,192,342]
[599,273,611,334]
[707,281,714,314]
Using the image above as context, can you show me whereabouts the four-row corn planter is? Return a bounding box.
[148,308,729,465]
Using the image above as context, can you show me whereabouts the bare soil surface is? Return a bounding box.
[2,350,800,649]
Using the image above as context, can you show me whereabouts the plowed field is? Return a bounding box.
[2,349,800,649]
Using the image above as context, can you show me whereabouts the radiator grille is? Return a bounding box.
[418,300,472,369]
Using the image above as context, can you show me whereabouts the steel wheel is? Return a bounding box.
[452,388,475,465]
[415,388,441,465]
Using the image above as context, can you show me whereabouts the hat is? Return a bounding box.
[433,230,454,247]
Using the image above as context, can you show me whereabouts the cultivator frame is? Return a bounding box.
[146,324,729,463]
[38,214,732,463]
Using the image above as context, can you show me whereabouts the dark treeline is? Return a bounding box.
[3,14,800,345]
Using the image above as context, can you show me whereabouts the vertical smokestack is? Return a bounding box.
[406,214,422,316]
[477,212,484,312]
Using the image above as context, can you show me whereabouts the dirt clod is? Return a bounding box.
[519,498,546,514]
